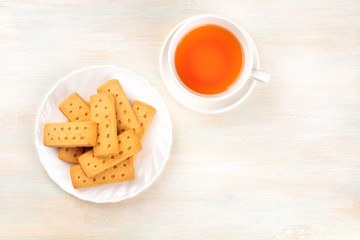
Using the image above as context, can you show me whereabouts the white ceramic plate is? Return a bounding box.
[159,15,260,114]
[34,65,172,203]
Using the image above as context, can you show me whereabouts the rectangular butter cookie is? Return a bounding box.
[78,130,142,177]
[97,79,143,138]
[70,158,134,189]
[90,93,119,157]
[58,92,91,122]
[132,101,156,142]
[43,122,97,147]
[58,93,91,163]
[128,101,156,163]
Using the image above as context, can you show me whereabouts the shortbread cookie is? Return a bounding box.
[58,93,91,162]
[58,92,91,122]
[78,130,142,177]
[43,122,97,147]
[97,80,143,138]
[129,101,156,163]
[132,101,156,142]
[58,147,84,164]
[70,158,134,189]
[91,93,118,157]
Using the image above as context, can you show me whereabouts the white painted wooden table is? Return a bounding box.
[1,1,359,239]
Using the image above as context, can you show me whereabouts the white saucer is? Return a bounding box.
[159,16,260,114]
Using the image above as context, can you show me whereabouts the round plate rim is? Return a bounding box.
[34,65,173,203]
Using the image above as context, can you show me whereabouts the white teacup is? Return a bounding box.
[168,14,270,100]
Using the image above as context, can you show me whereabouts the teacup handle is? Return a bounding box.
[250,70,270,83]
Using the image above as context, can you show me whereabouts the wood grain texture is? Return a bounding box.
[0,0,359,239]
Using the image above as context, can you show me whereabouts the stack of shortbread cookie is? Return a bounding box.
[43,79,156,189]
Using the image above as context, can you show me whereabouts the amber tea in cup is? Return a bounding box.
[174,24,244,95]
